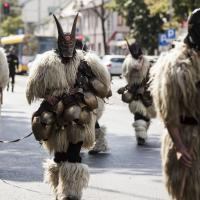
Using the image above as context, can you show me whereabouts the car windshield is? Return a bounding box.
[111,58,125,63]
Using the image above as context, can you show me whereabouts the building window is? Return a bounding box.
[117,14,123,26]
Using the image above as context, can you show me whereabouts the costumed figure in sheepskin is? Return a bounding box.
[150,8,200,200]
[26,14,111,200]
[118,41,156,145]
[0,47,9,115]
[75,39,110,155]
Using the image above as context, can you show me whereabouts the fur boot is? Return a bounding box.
[88,126,108,154]
[43,159,59,194]
[56,162,89,200]
[133,119,149,145]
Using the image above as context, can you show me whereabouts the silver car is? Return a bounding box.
[102,55,125,77]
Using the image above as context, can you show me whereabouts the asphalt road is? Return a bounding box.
[0,75,169,200]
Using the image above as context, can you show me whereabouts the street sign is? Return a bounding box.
[159,28,176,46]
[166,29,176,39]
[159,33,168,46]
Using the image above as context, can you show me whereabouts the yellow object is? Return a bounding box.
[16,64,28,74]
[0,34,25,45]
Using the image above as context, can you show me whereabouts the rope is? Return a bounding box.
[0,132,33,143]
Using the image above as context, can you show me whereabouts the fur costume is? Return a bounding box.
[121,54,156,142]
[26,49,110,199]
[0,48,9,90]
[89,97,108,153]
[0,47,9,114]
[150,42,200,200]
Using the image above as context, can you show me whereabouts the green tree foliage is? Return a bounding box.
[0,0,24,36]
[109,0,166,54]
[172,0,200,21]
[144,0,169,15]
[0,16,24,36]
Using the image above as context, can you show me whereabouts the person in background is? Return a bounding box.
[118,41,156,145]
[150,8,200,200]
[7,46,19,92]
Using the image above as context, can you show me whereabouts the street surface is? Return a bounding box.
[0,75,169,200]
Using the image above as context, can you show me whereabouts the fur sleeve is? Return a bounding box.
[84,52,111,92]
[150,45,199,126]
[122,55,130,81]
[0,48,9,89]
[26,50,68,104]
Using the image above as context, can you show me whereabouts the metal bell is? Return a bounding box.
[84,92,98,110]
[63,105,81,122]
[107,89,112,97]
[78,109,91,124]
[117,87,126,94]
[40,111,55,125]
[32,116,53,141]
[122,91,133,103]
[90,79,108,98]
[54,100,64,115]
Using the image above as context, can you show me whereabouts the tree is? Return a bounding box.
[109,0,166,54]
[0,16,24,36]
[0,0,24,36]
[172,0,200,21]
[91,0,110,54]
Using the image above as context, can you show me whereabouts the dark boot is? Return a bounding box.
[137,137,146,146]
[11,84,14,92]
[7,83,9,91]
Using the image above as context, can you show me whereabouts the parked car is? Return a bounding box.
[101,55,125,77]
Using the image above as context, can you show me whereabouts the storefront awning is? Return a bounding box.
[1,34,25,45]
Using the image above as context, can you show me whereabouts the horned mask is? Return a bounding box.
[53,13,79,58]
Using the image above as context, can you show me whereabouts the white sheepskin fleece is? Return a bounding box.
[57,162,89,199]
[0,48,9,89]
[122,54,150,85]
[133,119,149,139]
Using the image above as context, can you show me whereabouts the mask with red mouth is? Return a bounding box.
[53,13,78,58]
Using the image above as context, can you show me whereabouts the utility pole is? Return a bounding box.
[168,0,173,24]
[38,0,41,27]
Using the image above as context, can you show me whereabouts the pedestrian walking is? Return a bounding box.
[26,13,111,200]
[118,41,156,145]
[150,8,200,200]
[7,46,19,92]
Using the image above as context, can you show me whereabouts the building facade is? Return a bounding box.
[21,0,129,55]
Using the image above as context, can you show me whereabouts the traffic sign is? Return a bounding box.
[159,29,176,46]
[166,29,176,39]
[159,33,168,46]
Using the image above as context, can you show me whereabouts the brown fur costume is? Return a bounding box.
[122,54,156,141]
[26,49,110,199]
[150,42,200,200]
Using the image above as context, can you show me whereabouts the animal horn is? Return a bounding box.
[125,38,132,54]
[71,13,79,38]
[53,14,65,37]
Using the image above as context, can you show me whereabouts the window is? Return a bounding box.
[111,58,125,63]
[117,15,123,26]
